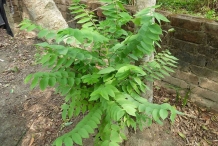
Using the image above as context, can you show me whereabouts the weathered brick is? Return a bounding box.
[207,71,218,82]
[154,81,185,96]
[162,76,189,89]
[170,39,197,54]
[173,50,193,64]
[155,81,218,112]
[207,34,218,48]
[191,86,218,102]
[199,77,218,92]
[206,59,218,71]
[170,14,203,31]
[198,46,218,58]
[190,65,218,82]
[177,60,191,72]
[171,70,199,85]
[204,21,218,35]
[191,94,218,112]
[173,28,206,44]
[192,54,207,67]
[175,51,206,67]
[190,65,208,77]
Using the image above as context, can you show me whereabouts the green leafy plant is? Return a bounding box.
[157,0,218,20]
[205,9,216,19]
[20,0,181,145]
[168,85,192,107]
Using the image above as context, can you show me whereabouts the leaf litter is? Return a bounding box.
[154,86,218,146]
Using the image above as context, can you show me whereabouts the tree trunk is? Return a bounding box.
[124,2,157,145]
[22,0,68,30]
[136,0,156,11]
[136,0,156,102]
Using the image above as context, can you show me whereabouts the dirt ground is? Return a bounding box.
[0,28,218,146]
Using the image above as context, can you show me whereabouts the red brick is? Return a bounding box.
[171,70,199,85]
[173,28,206,44]
[191,85,218,102]
[162,76,188,89]
[190,65,218,82]
[199,77,218,92]
[191,94,218,112]
[204,21,218,35]
[170,14,204,31]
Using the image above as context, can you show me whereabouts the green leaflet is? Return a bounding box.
[101,140,110,146]
[159,109,168,120]
[26,24,37,31]
[64,137,73,146]
[24,74,33,84]
[122,104,136,116]
[81,74,100,85]
[30,76,39,89]
[40,54,51,65]
[72,133,82,145]
[110,130,122,143]
[39,77,49,90]
[154,12,170,24]
[98,67,116,74]
[148,24,162,35]
[170,106,177,123]
[84,125,94,134]
[74,13,88,20]
[45,31,57,40]
[38,29,50,38]
[19,22,31,30]
[78,128,89,138]
[54,138,62,146]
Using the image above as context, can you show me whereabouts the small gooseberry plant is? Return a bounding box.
[20,0,180,145]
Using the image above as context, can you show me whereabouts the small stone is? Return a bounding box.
[47,131,51,134]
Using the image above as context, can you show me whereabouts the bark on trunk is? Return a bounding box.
[136,0,156,11]
[22,0,68,30]
[136,0,156,102]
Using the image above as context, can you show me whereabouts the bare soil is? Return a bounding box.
[0,29,218,146]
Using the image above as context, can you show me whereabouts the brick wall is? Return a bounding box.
[157,11,218,111]
[8,1,218,111]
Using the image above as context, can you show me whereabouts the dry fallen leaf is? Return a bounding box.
[178,132,186,139]
[28,135,35,146]
[201,125,208,130]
